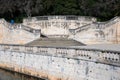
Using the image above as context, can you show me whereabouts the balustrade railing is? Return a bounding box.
[23,16,96,21]
[0,44,119,66]
[70,17,120,34]
[0,19,41,34]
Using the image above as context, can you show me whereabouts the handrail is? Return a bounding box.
[21,25,41,33]
[69,24,92,34]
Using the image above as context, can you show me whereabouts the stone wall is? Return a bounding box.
[0,19,40,44]
[0,16,120,45]
[23,16,120,44]
[70,17,120,44]
[23,16,96,38]
[0,44,120,80]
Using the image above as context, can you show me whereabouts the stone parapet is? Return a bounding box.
[23,16,96,22]
[0,44,119,67]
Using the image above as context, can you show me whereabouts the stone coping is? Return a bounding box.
[0,43,120,53]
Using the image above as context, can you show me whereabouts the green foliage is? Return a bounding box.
[0,0,119,22]
[52,0,79,15]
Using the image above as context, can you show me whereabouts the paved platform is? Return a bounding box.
[26,38,85,47]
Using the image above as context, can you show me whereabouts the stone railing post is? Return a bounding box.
[25,46,34,53]
[47,47,56,56]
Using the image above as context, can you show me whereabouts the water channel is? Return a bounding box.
[0,68,44,80]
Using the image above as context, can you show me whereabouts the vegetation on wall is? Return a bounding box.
[0,0,119,22]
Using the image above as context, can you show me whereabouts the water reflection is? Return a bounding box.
[0,69,44,80]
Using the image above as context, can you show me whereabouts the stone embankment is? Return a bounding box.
[0,44,120,80]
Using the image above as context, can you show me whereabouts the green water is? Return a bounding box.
[0,69,44,80]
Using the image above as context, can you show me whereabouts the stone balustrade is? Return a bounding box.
[23,16,96,22]
[94,17,120,29]
[70,24,91,34]
[70,17,120,34]
[0,44,119,67]
[47,35,69,38]
[0,19,41,34]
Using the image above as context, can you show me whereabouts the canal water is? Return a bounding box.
[0,68,44,80]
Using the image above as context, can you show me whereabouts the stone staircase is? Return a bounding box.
[69,17,120,34]
[0,19,41,44]
[0,19,41,34]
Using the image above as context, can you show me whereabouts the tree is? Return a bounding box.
[0,0,120,22]
[53,0,79,15]
[0,0,15,18]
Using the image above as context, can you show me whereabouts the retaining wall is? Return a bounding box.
[0,45,120,80]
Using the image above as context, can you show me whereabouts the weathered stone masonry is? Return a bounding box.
[0,16,120,45]
[23,16,120,44]
[0,44,120,80]
[0,16,120,80]
[0,19,40,44]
